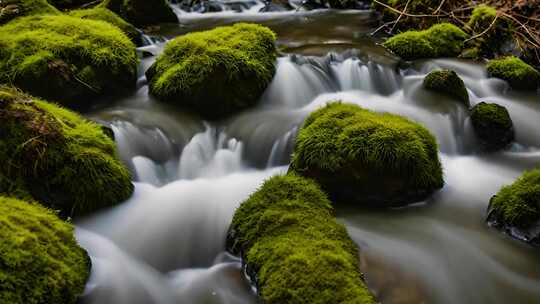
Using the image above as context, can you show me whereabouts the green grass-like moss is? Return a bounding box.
[423,69,470,106]
[0,196,90,303]
[69,7,140,44]
[101,0,178,27]
[486,56,540,90]
[228,174,376,304]
[0,0,59,25]
[466,5,511,58]
[0,86,133,217]
[383,23,469,60]
[146,23,277,119]
[0,14,138,105]
[290,102,443,206]
[470,102,514,151]
[490,169,540,228]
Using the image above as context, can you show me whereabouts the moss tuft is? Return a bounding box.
[147,23,277,119]
[0,196,90,304]
[466,5,512,58]
[0,14,138,105]
[423,69,469,106]
[486,56,540,90]
[101,0,178,27]
[290,102,443,207]
[383,23,469,60]
[0,86,133,217]
[470,102,514,151]
[69,7,140,44]
[228,174,376,304]
[489,169,540,228]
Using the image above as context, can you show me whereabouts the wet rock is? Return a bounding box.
[470,102,514,151]
[486,56,540,90]
[423,69,470,106]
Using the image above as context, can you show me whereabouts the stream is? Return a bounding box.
[75,8,540,304]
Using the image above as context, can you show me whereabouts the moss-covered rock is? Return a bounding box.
[0,196,91,303]
[227,174,376,304]
[146,23,277,119]
[383,23,469,60]
[69,7,141,44]
[0,14,137,105]
[0,86,133,217]
[101,0,178,27]
[487,169,540,246]
[466,5,512,58]
[290,102,443,207]
[470,102,514,151]
[423,69,469,106]
[486,56,540,90]
[0,0,59,25]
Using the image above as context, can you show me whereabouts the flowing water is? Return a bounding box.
[75,8,540,304]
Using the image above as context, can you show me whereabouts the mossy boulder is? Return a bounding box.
[423,69,469,106]
[227,174,376,304]
[383,23,469,60]
[69,7,141,44]
[0,196,91,303]
[470,102,514,151]
[466,5,512,58]
[101,0,178,27]
[146,23,277,120]
[0,0,59,25]
[0,14,138,105]
[0,86,133,217]
[487,169,540,246]
[486,56,540,90]
[290,102,444,207]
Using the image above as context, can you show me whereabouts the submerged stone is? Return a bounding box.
[486,56,540,90]
[383,23,469,60]
[487,169,540,246]
[423,69,470,106]
[0,196,91,303]
[146,23,277,120]
[289,102,444,207]
[227,174,377,304]
[0,14,138,105]
[0,86,133,217]
[470,102,514,151]
[102,0,178,27]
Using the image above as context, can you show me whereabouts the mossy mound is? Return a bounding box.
[423,69,469,106]
[227,174,376,304]
[48,0,96,10]
[69,7,141,44]
[466,5,512,58]
[0,196,91,303]
[383,23,469,60]
[101,0,178,27]
[470,102,514,151]
[0,0,59,25]
[146,23,277,120]
[290,102,443,207]
[486,56,540,90]
[0,86,133,217]
[487,169,540,246]
[0,14,138,105]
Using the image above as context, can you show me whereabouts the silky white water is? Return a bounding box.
[77,10,540,304]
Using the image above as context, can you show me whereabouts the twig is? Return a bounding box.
[390,0,412,33]
[464,14,499,42]
[372,0,444,18]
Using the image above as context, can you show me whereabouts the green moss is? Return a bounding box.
[0,86,133,217]
[228,174,376,304]
[490,169,540,228]
[69,7,140,44]
[486,56,540,90]
[466,5,512,58]
[290,102,443,206]
[0,0,59,25]
[470,102,514,151]
[383,23,469,60]
[0,14,138,105]
[423,69,469,106]
[147,23,277,119]
[0,196,90,304]
[101,0,178,27]
[48,0,96,10]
